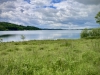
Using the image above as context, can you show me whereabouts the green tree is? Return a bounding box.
[95,11,100,24]
[0,22,41,31]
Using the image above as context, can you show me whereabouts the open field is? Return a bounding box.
[0,39,100,75]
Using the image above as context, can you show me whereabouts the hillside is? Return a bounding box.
[0,22,41,31]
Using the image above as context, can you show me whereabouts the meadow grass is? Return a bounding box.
[0,39,100,75]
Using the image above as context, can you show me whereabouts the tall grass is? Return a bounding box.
[0,39,100,75]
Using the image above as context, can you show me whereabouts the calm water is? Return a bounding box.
[0,30,82,42]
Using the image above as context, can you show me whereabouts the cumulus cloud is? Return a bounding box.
[0,0,100,29]
[0,0,15,3]
[74,0,100,5]
[30,0,52,7]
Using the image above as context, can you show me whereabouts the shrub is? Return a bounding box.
[81,28,100,39]
[81,28,89,38]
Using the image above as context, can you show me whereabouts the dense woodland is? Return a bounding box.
[0,22,41,31]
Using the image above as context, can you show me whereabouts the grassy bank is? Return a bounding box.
[0,39,100,75]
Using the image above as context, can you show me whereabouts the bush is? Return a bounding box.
[81,28,89,38]
[81,28,100,39]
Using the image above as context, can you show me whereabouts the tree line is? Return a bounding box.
[0,22,41,31]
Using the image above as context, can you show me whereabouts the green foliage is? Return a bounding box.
[0,39,100,75]
[89,28,100,36]
[81,28,100,39]
[95,11,100,24]
[80,28,89,38]
[0,22,41,31]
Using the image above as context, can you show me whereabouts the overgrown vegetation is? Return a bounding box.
[0,22,41,31]
[0,39,100,75]
[81,28,100,39]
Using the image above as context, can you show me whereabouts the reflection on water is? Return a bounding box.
[0,34,16,38]
[0,30,81,42]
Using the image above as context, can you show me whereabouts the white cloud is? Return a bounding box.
[30,0,52,7]
[0,0,100,29]
[74,0,100,5]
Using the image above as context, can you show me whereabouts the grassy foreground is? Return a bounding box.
[0,39,100,75]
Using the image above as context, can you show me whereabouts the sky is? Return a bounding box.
[0,0,100,29]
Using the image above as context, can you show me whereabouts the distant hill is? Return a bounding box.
[0,22,41,31]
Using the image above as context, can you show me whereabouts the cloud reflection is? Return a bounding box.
[0,30,81,42]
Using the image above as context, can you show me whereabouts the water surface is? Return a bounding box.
[0,30,82,42]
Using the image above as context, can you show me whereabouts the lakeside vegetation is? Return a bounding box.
[0,39,100,75]
[80,28,100,39]
[0,22,41,31]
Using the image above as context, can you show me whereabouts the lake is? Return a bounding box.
[0,30,82,42]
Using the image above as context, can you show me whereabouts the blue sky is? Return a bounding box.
[0,0,100,29]
[24,0,30,3]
